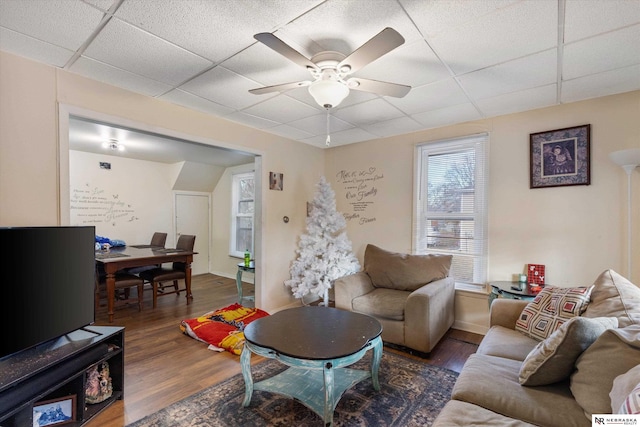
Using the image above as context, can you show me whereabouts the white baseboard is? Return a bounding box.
[453,320,489,336]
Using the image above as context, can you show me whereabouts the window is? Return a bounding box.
[230,172,254,258]
[415,134,489,286]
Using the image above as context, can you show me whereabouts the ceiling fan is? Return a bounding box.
[249,27,411,109]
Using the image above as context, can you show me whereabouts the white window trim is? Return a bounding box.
[413,133,489,288]
[230,171,254,258]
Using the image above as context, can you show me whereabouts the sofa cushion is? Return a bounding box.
[433,400,539,427]
[363,244,452,291]
[519,316,618,386]
[582,269,640,327]
[352,287,410,320]
[515,286,593,341]
[477,325,539,361]
[452,353,590,427]
[570,325,640,419]
[611,365,640,413]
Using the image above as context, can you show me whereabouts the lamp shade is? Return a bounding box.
[308,79,349,109]
[610,148,640,173]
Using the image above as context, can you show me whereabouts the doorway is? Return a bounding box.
[175,192,210,275]
[58,104,263,306]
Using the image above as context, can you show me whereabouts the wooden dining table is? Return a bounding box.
[95,245,197,322]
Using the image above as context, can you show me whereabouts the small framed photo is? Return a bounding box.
[33,395,76,427]
[269,172,283,191]
[529,124,590,189]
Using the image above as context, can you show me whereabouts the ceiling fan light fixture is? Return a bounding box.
[308,79,349,109]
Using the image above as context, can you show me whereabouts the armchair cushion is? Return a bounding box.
[352,288,411,321]
[363,244,452,291]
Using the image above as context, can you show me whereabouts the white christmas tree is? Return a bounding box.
[285,176,360,305]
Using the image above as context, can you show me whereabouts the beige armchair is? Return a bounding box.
[334,244,454,355]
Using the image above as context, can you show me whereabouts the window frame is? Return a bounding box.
[229,171,255,258]
[414,133,489,287]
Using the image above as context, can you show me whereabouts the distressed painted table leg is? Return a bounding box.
[371,336,383,390]
[241,345,254,406]
[236,268,244,304]
[323,361,335,426]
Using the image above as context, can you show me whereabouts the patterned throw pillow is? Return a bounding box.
[515,286,593,341]
[620,383,640,414]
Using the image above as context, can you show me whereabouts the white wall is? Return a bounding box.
[69,150,175,246]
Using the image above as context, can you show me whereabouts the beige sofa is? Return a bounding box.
[433,269,640,426]
[334,244,454,354]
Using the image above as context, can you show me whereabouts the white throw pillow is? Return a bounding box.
[519,316,618,386]
[516,286,593,341]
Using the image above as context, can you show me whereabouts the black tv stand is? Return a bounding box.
[0,325,124,426]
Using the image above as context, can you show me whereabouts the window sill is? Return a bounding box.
[455,282,489,298]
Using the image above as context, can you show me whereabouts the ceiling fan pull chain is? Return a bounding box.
[325,108,331,146]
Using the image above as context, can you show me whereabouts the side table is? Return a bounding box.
[236,261,254,304]
[488,281,545,307]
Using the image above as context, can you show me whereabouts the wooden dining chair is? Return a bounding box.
[150,232,167,247]
[127,232,168,276]
[95,264,145,313]
[139,234,196,308]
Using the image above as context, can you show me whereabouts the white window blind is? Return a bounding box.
[415,134,489,285]
[230,172,254,258]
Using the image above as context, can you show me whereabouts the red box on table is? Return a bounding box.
[527,264,546,285]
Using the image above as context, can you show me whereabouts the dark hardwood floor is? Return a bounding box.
[87,273,483,426]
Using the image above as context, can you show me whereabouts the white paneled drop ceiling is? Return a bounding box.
[1,0,639,154]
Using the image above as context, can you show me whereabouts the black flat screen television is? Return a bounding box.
[0,226,96,359]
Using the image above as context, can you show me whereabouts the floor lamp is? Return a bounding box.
[609,148,640,280]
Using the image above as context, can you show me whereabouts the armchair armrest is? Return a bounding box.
[334,272,374,310]
[404,277,455,353]
[489,298,529,329]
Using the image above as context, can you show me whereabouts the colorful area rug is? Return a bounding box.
[127,351,457,426]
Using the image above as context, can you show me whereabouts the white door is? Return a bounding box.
[175,192,210,275]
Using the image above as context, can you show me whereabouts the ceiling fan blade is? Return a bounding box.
[249,80,311,95]
[254,33,319,70]
[338,28,405,74]
[347,78,411,98]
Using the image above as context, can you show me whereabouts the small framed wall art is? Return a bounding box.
[269,172,283,191]
[529,124,591,189]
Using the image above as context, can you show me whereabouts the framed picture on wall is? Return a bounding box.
[269,172,283,191]
[529,124,591,189]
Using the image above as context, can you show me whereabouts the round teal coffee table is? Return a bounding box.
[241,306,383,427]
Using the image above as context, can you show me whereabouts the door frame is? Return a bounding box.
[58,103,265,307]
[173,191,211,275]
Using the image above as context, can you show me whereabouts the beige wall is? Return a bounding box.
[2,50,638,329]
[326,91,640,288]
[0,51,324,312]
